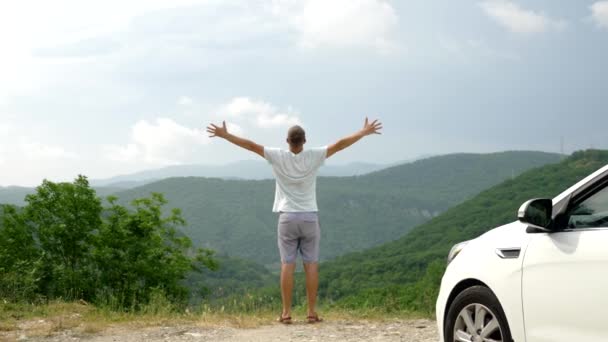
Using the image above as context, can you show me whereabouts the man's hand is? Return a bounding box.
[361,117,383,136]
[206,121,228,139]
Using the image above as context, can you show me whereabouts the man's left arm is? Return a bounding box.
[326,117,382,158]
[207,121,264,158]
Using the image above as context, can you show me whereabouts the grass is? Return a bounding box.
[0,300,431,339]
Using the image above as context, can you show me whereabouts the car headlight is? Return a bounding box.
[447,241,470,265]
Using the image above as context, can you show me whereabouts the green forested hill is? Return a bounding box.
[112,151,561,267]
[318,150,608,303]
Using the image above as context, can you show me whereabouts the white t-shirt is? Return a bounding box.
[264,146,328,213]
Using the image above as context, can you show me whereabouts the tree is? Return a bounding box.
[0,176,218,308]
[0,205,41,301]
[22,176,102,299]
[93,193,217,307]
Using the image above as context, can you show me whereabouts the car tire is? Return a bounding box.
[444,285,513,342]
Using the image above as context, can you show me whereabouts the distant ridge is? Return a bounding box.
[0,186,123,207]
[91,160,388,188]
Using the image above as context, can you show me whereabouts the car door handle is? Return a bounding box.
[495,248,521,259]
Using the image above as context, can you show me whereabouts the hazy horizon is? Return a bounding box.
[1,0,607,186]
[0,149,566,187]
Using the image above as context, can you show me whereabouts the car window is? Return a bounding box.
[568,184,608,229]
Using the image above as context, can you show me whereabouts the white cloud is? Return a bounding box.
[0,122,11,135]
[103,143,140,163]
[20,141,78,160]
[223,97,301,128]
[479,0,565,34]
[177,96,194,106]
[0,0,213,102]
[0,0,398,105]
[104,118,209,165]
[272,0,398,52]
[0,136,5,165]
[591,1,608,29]
[224,122,245,137]
[0,120,80,185]
[0,122,77,161]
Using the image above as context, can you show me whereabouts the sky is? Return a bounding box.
[1,0,608,186]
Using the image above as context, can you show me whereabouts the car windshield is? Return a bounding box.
[568,185,608,229]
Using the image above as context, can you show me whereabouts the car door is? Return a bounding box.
[522,180,608,342]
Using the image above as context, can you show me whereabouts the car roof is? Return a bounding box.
[553,164,608,203]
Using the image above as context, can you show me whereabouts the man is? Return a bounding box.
[206,118,382,324]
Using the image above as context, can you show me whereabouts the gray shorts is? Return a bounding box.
[277,212,320,264]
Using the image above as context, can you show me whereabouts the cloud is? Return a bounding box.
[272,0,398,52]
[222,97,301,128]
[591,1,608,29]
[479,0,565,34]
[0,1,222,102]
[32,37,122,59]
[0,122,11,135]
[103,118,210,165]
[0,121,80,185]
[20,141,78,160]
[0,0,399,106]
[0,140,78,184]
[103,143,140,163]
[0,121,77,161]
[177,96,194,106]
[102,97,296,168]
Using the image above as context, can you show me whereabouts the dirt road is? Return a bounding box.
[3,318,438,342]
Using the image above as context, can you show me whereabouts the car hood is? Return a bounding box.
[472,221,530,249]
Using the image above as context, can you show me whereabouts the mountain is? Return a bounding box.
[0,187,32,207]
[91,161,387,188]
[111,151,562,268]
[0,186,124,207]
[317,150,608,304]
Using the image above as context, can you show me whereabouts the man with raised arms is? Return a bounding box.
[206,118,383,324]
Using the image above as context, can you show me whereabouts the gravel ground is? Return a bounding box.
[2,319,439,342]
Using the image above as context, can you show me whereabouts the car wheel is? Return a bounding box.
[444,285,512,342]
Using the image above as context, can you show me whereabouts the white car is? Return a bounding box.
[436,164,608,342]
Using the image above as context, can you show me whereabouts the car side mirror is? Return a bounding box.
[518,198,553,233]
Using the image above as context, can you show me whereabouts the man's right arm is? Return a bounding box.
[327,117,382,158]
[207,121,264,158]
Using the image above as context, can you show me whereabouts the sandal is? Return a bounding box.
[307,314,323,324]
[277,315,293,324]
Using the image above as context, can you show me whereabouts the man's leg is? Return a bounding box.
[280,263,296,318]
[277,213,298,320]
[300,213,321,319]
[303,262,319,317]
